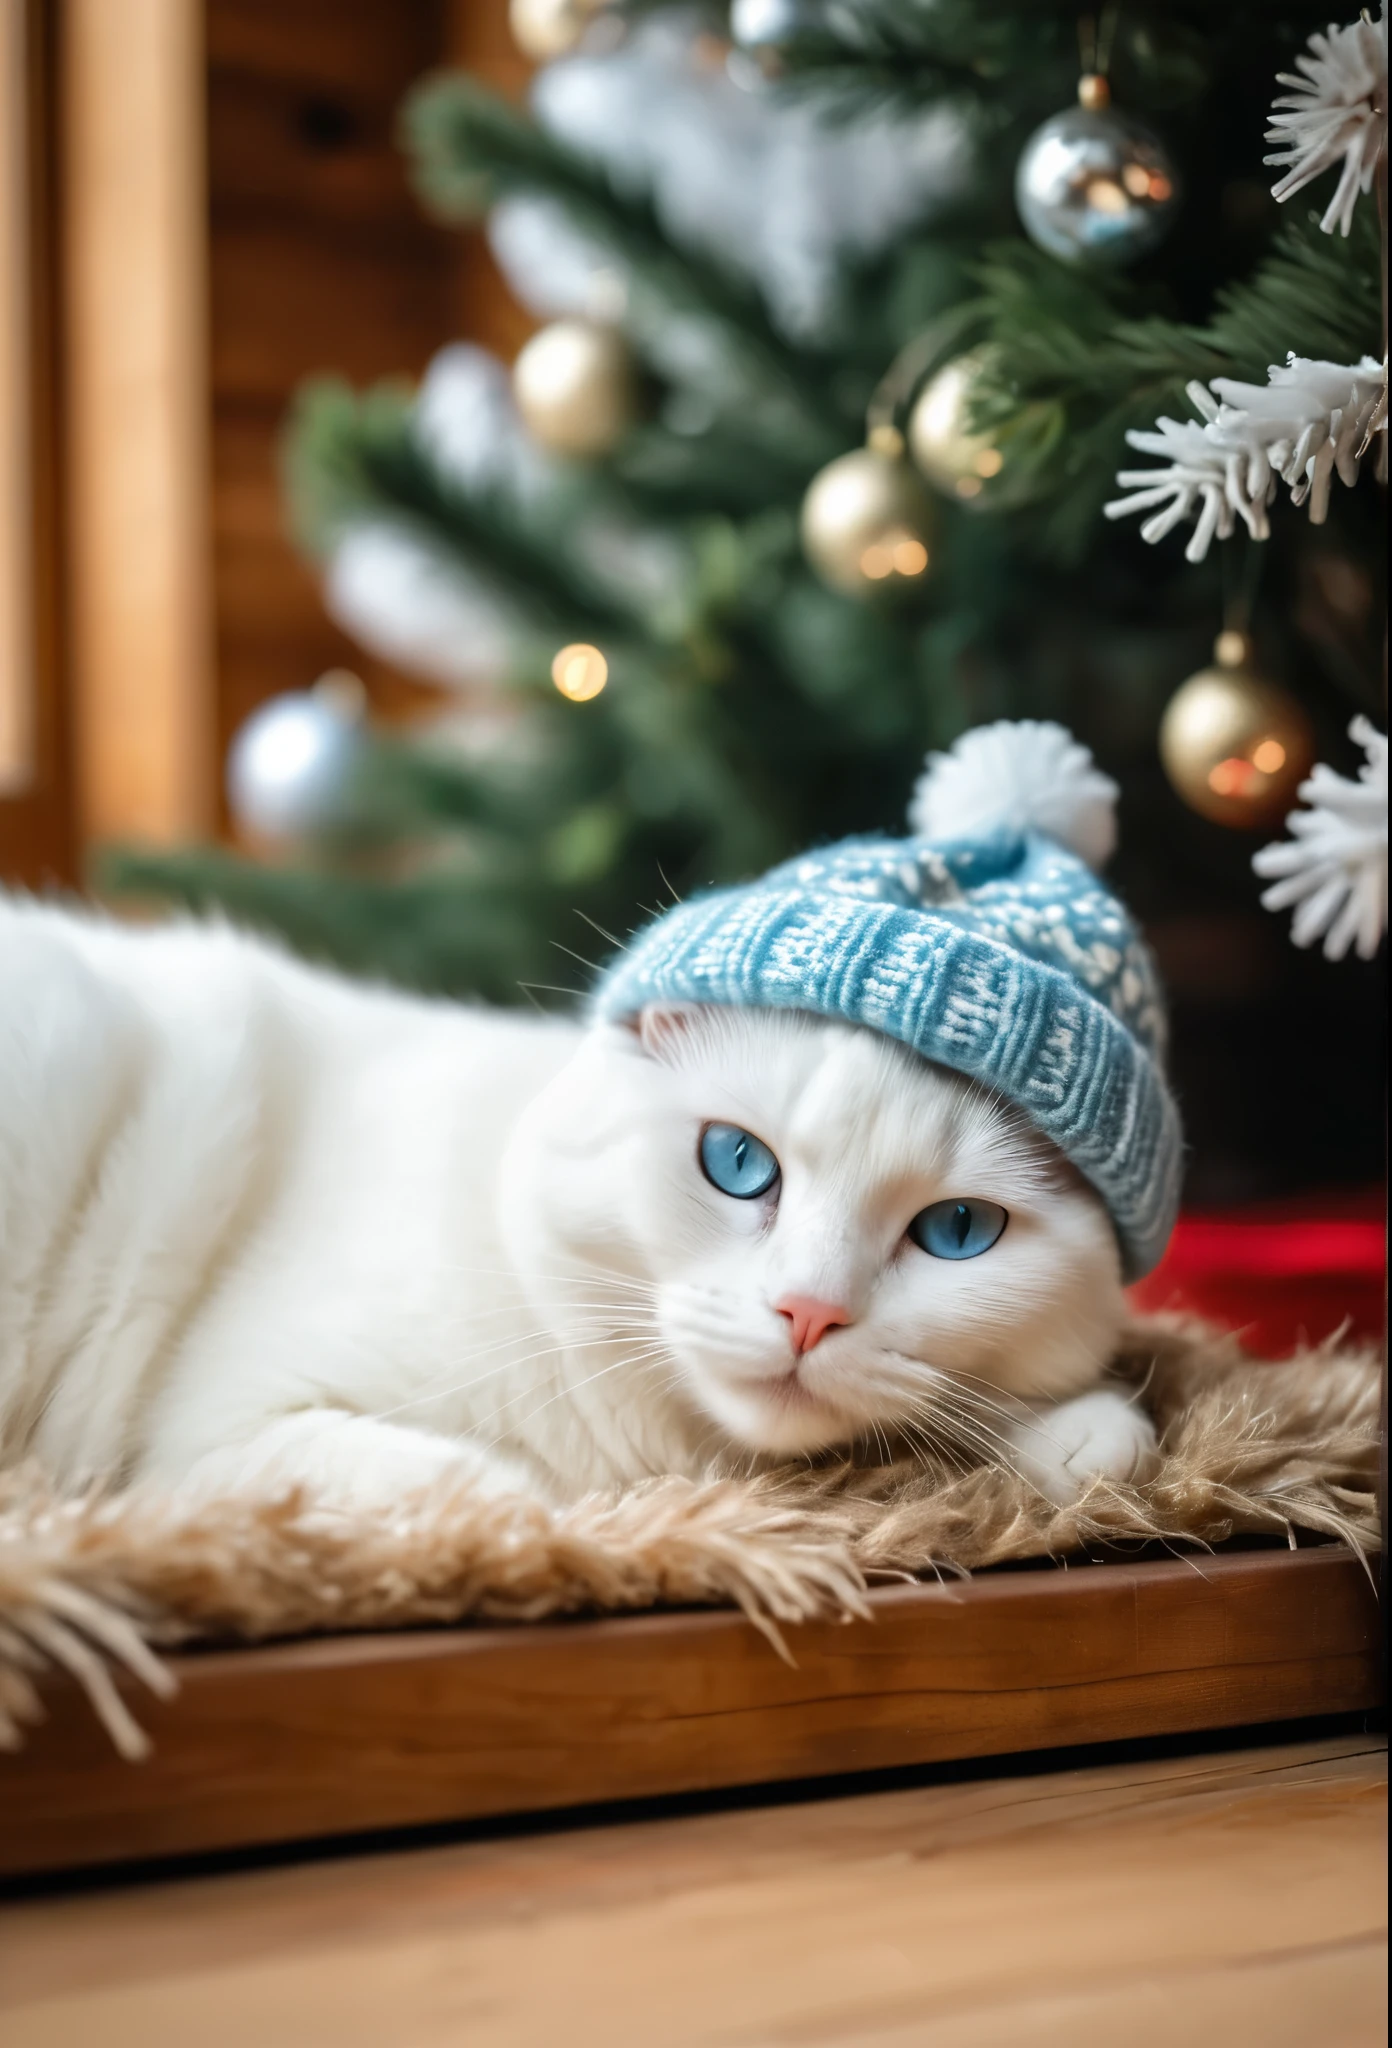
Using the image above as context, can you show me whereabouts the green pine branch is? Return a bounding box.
[610,423,817,515]
[285,375,657,645]
[777,0,1345,110]
[401,72,848,454]
[768,0,1069,117]
[965,204,1384,554]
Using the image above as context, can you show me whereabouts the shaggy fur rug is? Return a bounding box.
[1,1317,1381,1759]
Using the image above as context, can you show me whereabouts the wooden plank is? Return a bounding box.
[0,1547,1380,1879]
[0,1738,1384,2046]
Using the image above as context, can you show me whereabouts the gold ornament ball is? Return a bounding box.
[908,349,1005,502]
[512,318,636,458]
[801,441,937,598]
[508,0,603,62]
[1159,634,1314,829]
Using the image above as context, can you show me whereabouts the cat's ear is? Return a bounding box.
[627,1002,708,1062]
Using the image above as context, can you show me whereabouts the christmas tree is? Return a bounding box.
[113,2,1387,1197]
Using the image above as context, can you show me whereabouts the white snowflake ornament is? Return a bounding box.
[1265,8,1387,236]
[1252,717,1388,960]
[909,720,1120,871]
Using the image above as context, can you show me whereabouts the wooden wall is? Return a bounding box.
[0,0,532,882]
[206,0,530,802]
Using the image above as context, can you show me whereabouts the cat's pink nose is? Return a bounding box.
[776,1295,852,1354]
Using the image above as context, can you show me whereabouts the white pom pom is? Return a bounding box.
[908,720,1119,870]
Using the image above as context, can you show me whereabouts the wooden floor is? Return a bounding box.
[1,1733,1385,2047]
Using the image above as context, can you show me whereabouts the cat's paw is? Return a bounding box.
[1007,1388,1159,1508]
[173,1411,542,1511]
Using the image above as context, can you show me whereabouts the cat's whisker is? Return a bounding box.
[936,1381,1076,1458]
[910,1404,1007,1477]
[933,1403,1020,1467]
[885,1414,948,1474]
[573,907,625,950]
[404,1317,657,1384]
[423,1263,659,1298]
[935,1383,1050,1444]
[479,1344,673,1448]
[873,1352,1065,1455]
[894,1391,1064,1508]
[895,1411,969,1477]
[371,1326,662,1421]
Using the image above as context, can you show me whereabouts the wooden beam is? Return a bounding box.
[63,0,213,852]
[1,1546,1381,1879]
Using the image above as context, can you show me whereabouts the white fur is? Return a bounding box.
[0,894,1152,1508]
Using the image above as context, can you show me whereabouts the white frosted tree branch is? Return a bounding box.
[1104,354,1387,562]
[1253,718,1388,961]
[1264,8,1387,236]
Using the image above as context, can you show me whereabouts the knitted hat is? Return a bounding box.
[594,721,1181,1279]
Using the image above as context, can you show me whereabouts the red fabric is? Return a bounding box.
[1126,1188,1386,1356]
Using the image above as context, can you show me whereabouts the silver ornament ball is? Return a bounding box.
[227,672,365,843]
[1015,101,1179,265]
[729,0,822,49]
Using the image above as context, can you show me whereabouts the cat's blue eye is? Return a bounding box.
[699,1123,780,1200]
[909,1198,1008,1260]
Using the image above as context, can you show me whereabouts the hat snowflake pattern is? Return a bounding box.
[596,721,1181,1279]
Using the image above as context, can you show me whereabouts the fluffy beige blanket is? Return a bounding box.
[1,1318,1380,1758]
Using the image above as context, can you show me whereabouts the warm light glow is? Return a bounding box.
[1084,176,1127,215]
[1118,163,1173,203]
[1208,756,1261,799]
[973,448,1003,477]
[551,643,609,701]
[1214,629,1249,666]
[859,528,929,581]
[955,476,983,499]
[1251,738,1287,774]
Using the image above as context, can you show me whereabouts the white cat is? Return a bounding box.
[0,892,1157,1511]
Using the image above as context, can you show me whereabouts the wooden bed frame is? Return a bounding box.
[2,1544,1381,1880]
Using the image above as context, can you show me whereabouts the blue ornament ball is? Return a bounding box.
[226,672,365,841]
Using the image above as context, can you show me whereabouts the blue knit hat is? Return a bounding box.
[594,721,1181,1279]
